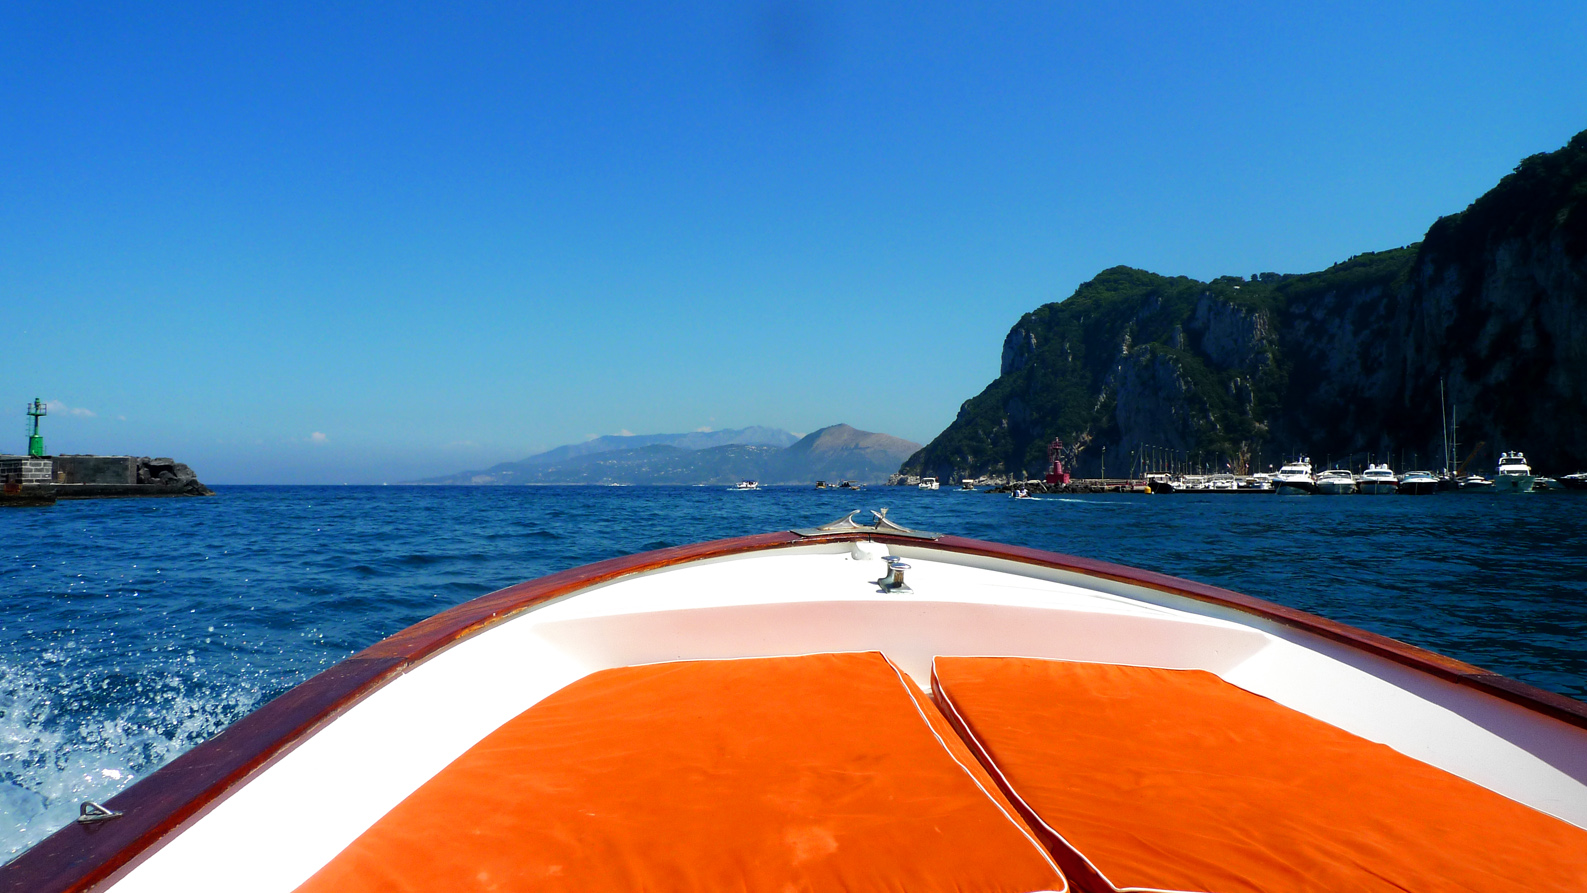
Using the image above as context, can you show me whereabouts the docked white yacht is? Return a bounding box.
[1358,464,1399,495]
[1315,469,1357,495]
[1273,457,1316,495]
[1495,452,1536,493]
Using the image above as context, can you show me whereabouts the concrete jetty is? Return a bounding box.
[1,454,213,502]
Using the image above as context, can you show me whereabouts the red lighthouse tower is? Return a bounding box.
[1043,437,1071,485]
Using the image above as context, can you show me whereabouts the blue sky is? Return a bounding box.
[4,2,1585,483]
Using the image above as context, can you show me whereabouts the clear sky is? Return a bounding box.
[4,2,1585,484]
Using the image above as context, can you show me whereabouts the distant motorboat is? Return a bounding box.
[1559,472,1587,491]
[918,477,940,490]
[1494,452,1536,494]
[1459,474,1496,491]
[1358,464,1398,495]
[838,480,864,491]
[1273,458,1317,495]
[959,480,977,491]
[814,480,828,490]
[1208,475,1238,491]
[1398,472,1439,496]
[734,481,760,491]
[1315,470,1357,496]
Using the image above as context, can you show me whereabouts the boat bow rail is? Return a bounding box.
[7,522,1587,893]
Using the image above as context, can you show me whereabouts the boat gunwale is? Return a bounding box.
[7,529,1585,893]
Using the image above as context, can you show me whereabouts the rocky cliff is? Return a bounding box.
[903,127,1587,480]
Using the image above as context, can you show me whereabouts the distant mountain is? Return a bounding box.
[765,425,923,483]
[415,424,918,485]
[524,426,798,465]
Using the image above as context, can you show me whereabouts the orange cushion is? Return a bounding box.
[297,652,1065,893]
[933,657,1587,893]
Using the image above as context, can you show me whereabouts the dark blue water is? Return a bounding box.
[3,485,1585,857]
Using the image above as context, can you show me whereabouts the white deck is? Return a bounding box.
[110,539,1587,892]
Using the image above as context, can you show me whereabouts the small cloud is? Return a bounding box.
[616,429,634,436]
[695,426,714,433]
[45,399,96,417]
[583,433,599,441]
[310,432,328,442]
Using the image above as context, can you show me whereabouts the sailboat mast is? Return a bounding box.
[1440,379,1450,473]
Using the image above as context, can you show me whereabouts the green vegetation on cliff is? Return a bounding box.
[907,250,1415,479]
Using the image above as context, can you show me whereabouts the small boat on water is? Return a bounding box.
[734,480,760,491]
[11,512,1586,893]
[1495,452,1537,493]
[1358,464,1399,495]
[838,480,864,490]
[918,477,940,490]
[1460,474,1496,491]
[1314,469,1357,495]
[1398,471,1440,495]
[814,480,828,489]
[958,480,977,491]
[1273,457,1317,495]
[1560,472,1587,491]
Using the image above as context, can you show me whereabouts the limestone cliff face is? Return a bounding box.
[902,128,1587,480]
[1395,135,1587,470]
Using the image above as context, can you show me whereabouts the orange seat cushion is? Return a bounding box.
[297,652,1065,893]
[932,657,1587,893]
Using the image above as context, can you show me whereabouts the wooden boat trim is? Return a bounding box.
[6,528,1583,893]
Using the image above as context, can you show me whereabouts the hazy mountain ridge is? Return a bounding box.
[417,424,918,485]
[903,126,1587,479]
[523,426,798,465]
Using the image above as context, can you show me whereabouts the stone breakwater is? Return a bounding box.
[0,455,213,500]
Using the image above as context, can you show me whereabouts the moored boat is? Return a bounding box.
[1460,473,1497,491]
[1358,464,1399,495]
[1314,469,1357,495]
[1272,457,1316,495]
[1495,452,1537,493]
[9,513,1587,893]
[1560,473,1587,491]
[918,477,940,490]
[1398,471,1439,495]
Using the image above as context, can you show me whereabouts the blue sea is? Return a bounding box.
[3,485,1586,859]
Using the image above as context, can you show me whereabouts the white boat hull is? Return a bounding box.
[1495,474,1536,493]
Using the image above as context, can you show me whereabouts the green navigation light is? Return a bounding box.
[26,397,46,457]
